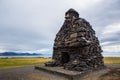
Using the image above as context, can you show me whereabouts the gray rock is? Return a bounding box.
[45,8,104,71]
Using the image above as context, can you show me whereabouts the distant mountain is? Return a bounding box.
[0,52,42,56]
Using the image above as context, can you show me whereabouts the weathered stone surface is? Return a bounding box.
[70,33,78,38]
[45,8,104,71]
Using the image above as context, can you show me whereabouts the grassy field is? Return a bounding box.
[104,57,120,64]
[0,57,51,69]
[0,57,120,69]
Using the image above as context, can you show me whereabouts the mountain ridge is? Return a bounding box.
[0,52,42,56]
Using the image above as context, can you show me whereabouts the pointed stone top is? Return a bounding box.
[65,8,79,17]
[66,8,78,13]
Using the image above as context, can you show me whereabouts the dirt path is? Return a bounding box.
[0,64,120,80]
[81,64,120,80]
[0,66,35,80]
[0,66,68,80]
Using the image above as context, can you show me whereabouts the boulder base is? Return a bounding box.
[35,66,106,80]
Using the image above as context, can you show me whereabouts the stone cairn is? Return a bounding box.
[45,8,104,71]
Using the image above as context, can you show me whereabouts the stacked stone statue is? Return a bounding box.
[45,8,104,71]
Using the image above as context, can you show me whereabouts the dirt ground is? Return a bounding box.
[81,64,120,80]
[99,64,120,80]
[0,64,119,80]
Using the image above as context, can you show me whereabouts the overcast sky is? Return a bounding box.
[0,0,120,56]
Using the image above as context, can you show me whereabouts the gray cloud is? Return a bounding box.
[0,0,120,54]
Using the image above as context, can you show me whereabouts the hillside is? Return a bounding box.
[0,52,41,56]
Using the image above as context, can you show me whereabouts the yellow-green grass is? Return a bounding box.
[0,57,120,70]
[0,57,51,69]
[104,57,120,64]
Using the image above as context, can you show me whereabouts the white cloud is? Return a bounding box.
[101,42,112,46]
[0,0,120,56]
[103,45,120,53]
[102,23,120,35]
[100,23,120,46]
[15,48,52,54]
